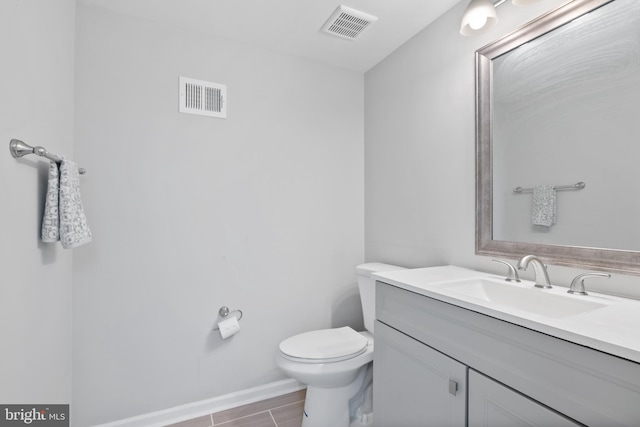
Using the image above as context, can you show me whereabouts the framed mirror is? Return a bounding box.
[476,0,640,274]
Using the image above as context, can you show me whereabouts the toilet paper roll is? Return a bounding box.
[218,316,240,339]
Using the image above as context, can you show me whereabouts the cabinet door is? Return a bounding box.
[374,321,467,427]
[468,370,580,427]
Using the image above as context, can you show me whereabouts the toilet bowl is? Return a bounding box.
[276,263,405,427]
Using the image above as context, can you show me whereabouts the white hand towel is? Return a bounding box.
[41,160,92,248]
[532,185,556,227]
[41,162,60,242]
[59,159,92,248]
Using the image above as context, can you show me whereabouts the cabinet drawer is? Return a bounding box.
[376,281,640,426]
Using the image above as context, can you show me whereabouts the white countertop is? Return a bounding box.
[373,265,640,364]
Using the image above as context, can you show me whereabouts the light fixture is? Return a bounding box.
[460,0,542,36]
[460,0,499,36]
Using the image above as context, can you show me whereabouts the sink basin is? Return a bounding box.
[373,266,640,363]
[441,278,607,318]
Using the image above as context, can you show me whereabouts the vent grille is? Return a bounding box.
[179,77,226,118]
[321,6,378,40]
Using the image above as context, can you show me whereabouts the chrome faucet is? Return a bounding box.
[568,272,610,296]
[517,255,552,289]
[492,259,521,282]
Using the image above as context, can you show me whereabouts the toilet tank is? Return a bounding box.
[356,263,405,333]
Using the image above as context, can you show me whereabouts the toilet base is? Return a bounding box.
[301,364,368,427]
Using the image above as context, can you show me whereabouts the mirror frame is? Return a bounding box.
[475,0,640,275]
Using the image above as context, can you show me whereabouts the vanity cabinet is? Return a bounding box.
[374,281,640,426]
[374,321,577,427]
[374,320,466,426]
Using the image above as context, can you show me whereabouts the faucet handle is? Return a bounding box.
[492,259,521,283]
[568,272,611,296]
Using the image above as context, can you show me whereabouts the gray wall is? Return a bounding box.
[365,0,640,298]
[73,4,364,425]
[0,0,75,405]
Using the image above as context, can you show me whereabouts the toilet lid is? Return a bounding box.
[279,327,368,363]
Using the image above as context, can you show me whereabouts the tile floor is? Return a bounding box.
[166,389,306,427]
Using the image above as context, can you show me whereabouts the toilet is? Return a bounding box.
[276,263,405,427]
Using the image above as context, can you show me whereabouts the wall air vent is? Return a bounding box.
[321,5,378,40]
[179,77,226,119]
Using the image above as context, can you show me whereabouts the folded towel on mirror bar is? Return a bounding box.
[532,185,556,227]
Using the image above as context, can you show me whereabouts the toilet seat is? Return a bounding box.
[279,326,368,364]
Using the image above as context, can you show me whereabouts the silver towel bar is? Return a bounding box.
[513,182,585,193]
[9,139,86,174]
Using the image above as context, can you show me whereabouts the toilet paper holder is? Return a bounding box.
[212,306,243,330]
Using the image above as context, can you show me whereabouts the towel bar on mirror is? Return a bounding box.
[9,139,86,174]
[513,182,585,194]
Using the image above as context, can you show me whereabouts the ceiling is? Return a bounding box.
[78,0,462,72]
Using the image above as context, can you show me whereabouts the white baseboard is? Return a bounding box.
[95,379,305,427]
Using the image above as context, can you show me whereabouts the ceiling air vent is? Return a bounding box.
[179,77,227,119]
[321,5,378,40]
